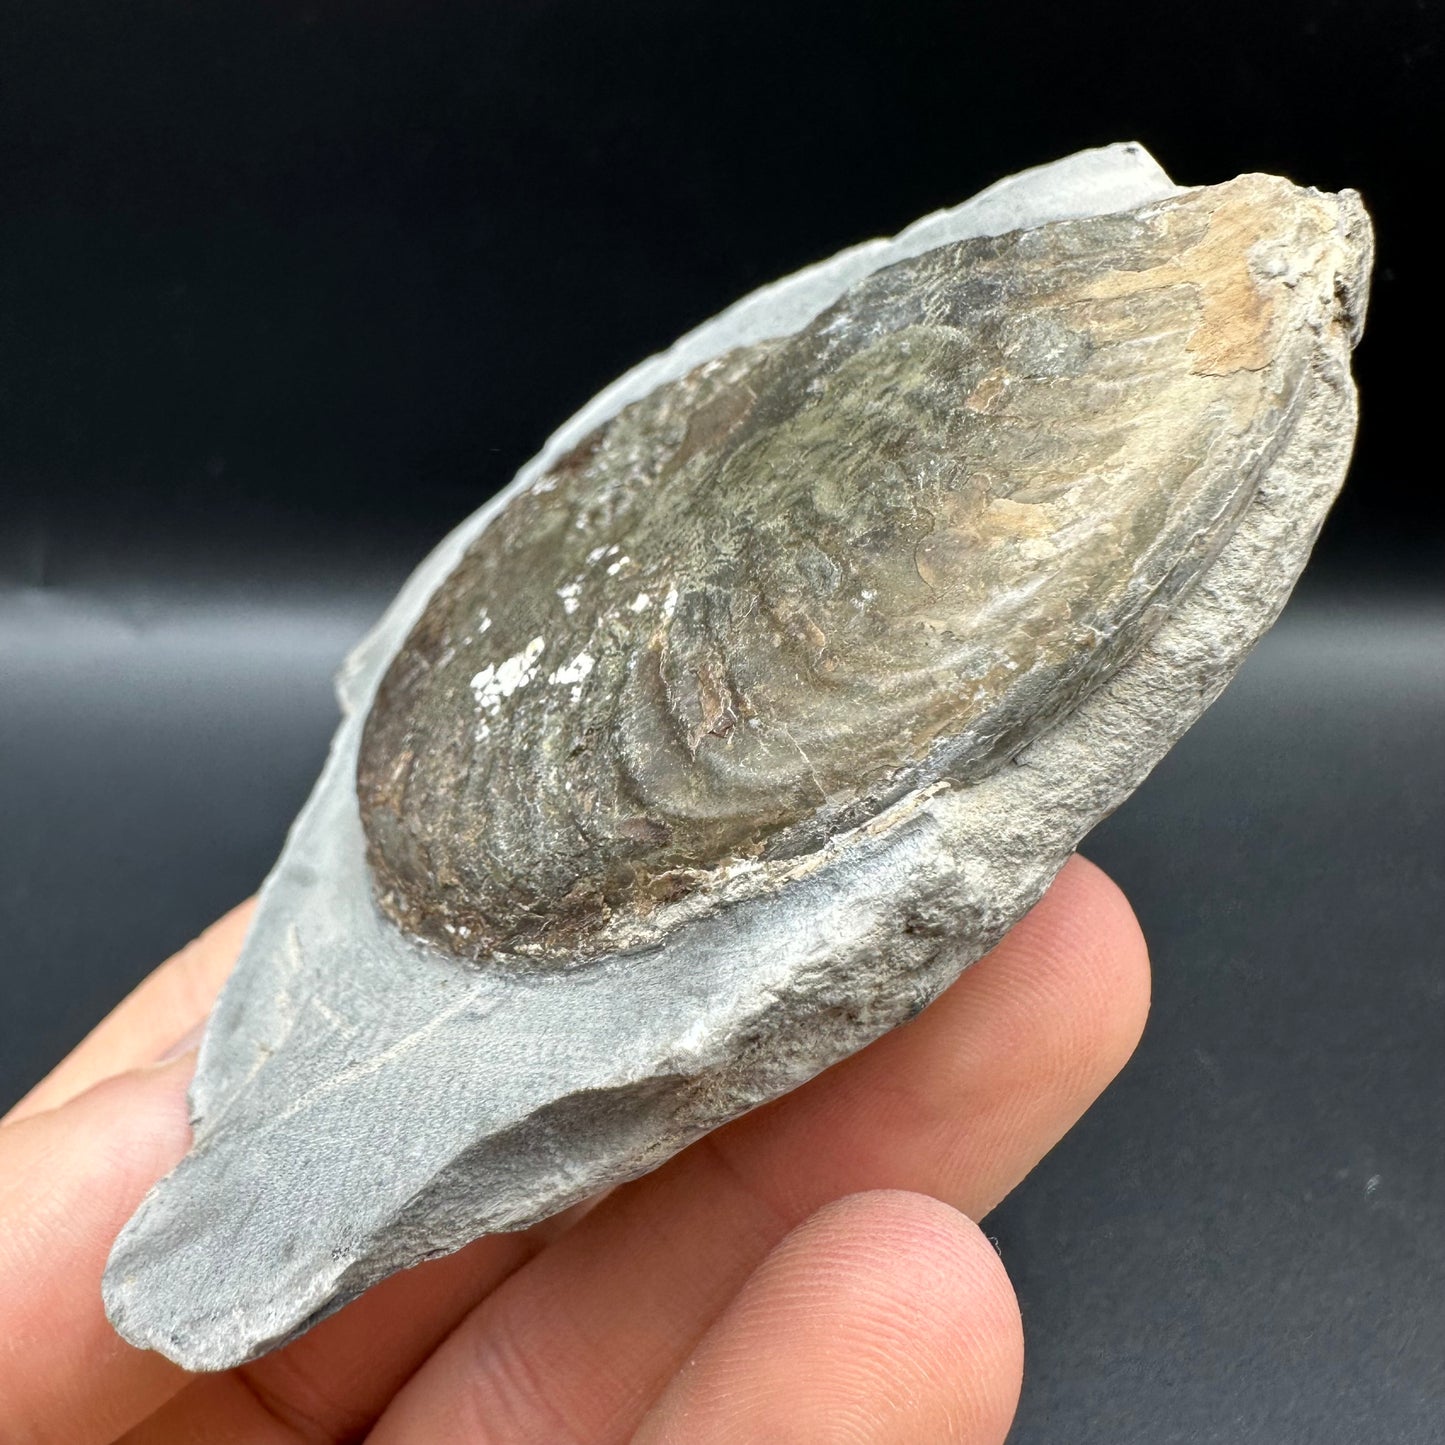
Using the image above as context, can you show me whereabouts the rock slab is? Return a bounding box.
[103,143,1371,1371]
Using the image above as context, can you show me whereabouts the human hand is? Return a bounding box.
[0,854,1148,1444]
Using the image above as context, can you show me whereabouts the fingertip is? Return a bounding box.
[159,899,257,1024]
[634,1189,1023,1445]
[2,1052,197,1225]
[0,1056,197,1443]
[961,853,1151,1102]
[796,1189,1025,1411]
[1039,854,1152,1088]
[82,1052,198,1173]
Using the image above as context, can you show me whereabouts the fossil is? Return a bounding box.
[358,170,1360,965]
[103,143,1372,1371]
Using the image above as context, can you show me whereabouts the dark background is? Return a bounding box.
[2,1,1441,1439]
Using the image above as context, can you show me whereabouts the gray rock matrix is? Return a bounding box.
[103,143,1371,1371]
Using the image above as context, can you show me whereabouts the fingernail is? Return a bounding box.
[156,1019,207,1063]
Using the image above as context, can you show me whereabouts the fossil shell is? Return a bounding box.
[358,173,1362,962]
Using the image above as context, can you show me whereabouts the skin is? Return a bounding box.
[0,854,1149,1444]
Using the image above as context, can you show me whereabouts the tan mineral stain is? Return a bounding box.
[1181,177,1285,374]
[1062,173,1341,377]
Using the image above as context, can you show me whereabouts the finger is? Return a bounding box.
[367,854,1148,1445]
[118,1215,583,1445]
[9,904,589,1445]
[758,851,1151,1219]
[632,1191,1022,1445]
[3,902,253,1126]
[0,1057,197,1445]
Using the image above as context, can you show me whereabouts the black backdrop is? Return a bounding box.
[2,2,1441,1439]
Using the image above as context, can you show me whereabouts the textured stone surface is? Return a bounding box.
[102,144,1371,1371]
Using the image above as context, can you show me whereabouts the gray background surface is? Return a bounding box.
[2,0,1441,1437]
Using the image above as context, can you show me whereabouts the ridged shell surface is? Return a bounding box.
[357,174,1357,960]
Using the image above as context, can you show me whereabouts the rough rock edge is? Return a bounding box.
[102,147,1370,1371]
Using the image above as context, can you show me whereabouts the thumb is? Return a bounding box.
[0,1055,197,1445]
